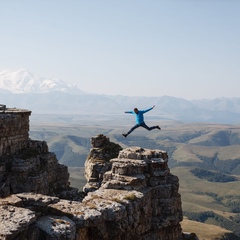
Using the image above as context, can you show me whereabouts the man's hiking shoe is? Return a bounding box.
[122,133,128,138]
[157,125,161,130]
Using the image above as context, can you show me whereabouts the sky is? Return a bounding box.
[0,0,240,99]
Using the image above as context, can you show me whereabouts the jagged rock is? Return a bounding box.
[90,134,109,148]
[48,144,183,240]
[83,134,122,193]
[101,147,170,190]
[0,140,185,240]
[0,108,71,198]
[0,140,70,197]
[49,184,182,239]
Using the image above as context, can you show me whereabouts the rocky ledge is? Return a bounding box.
[0,134,186,240]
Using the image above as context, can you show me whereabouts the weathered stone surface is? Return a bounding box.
[0,142,70,198]
[83,134,122,193]
[35,215,76,240]
[48,145,182,239]
[0,205,36,240]
[101,148,170,191]
[0,141,184,240]
[118,146,168,161]
[0,108,31,157]
[16,192,60,207]
[0,108,71,198]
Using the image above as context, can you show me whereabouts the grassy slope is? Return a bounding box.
[181,218,240,240]
[171,167,240,211]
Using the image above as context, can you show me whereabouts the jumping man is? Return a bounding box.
[122,105,161,138]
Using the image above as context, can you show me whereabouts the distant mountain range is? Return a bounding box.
[0,69,240,124]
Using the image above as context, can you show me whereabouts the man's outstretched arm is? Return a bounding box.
[143,105,155,113]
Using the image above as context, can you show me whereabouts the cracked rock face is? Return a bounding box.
[83,134,122,193]
[79,142,183,240]
[101,146,170,191]
[0,109,71,198]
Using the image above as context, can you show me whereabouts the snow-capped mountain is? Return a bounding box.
[0,69,85,94]
[0,69,240,123]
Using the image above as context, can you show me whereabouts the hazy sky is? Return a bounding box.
[1,0,239,99]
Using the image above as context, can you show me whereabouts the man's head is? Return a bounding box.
[134,108,139,114]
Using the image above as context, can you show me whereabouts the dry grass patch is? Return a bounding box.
[181,217,236,240]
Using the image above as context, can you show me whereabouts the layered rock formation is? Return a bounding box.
[83,134,123,193]
[0,106,191,239]
[0,106,31,156]
[0,145,183,240]
[0,107,70,198]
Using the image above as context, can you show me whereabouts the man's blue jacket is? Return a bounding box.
[125,107,153,124]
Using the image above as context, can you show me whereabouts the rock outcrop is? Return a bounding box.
[0,106,192,240]
[0,145,183,240]
[83,134,122,193]
[0,107,70,198]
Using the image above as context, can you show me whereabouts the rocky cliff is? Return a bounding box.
[0,106,193,240]
[0,106,70,198]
